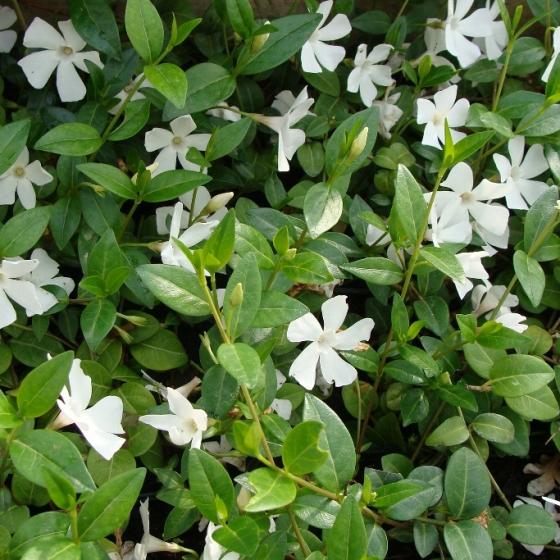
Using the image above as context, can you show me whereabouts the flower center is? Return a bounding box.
[59,45,74,57]
[510,166,521,180]
[432,112,444,126]
[184,418,198,433]
[449,17,459,30]
[460,191,475,203]
[172,136,184,147]
[318,330,337,347]
[13,166,25,177]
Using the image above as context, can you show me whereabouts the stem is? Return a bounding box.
[10,0,26,29]
[11,323,77,349]
[69,507,80,544]
[492,41,514,112]
[288,507,311,557]
[396,0,410,19]
[240,385,275,464]
[355,377,362,449]
[118,200,141,242]
[411,401,446,463]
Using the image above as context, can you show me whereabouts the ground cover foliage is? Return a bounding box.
[1,0,560,558]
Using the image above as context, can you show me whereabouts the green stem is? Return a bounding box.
[411,401,446,463]
[355,377,362,449]
[69,507,80,544]
[118,200,141,242]
[288,506,311,557]
[11,323,77,349]
[492,41,514,112]
[396,0,410,19]
[10,0,26,29]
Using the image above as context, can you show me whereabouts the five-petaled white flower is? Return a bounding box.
[435,161,509,237]
[0,6,17,53]
[473,1,507,61]
[490,136,549,210]
[24,248,75,296]
[139,387,208,448]
[372,92,403,139]
[18,18,103,102]
[543,27,560,82]
[347,44,394,107]
[145,115,211,176]
[0,258,58,329]
[287,295,374,390]
[425,200,472,247]
[422,19,457,69]
[416,85,469,149]
[454,250,490,299]
[444,0,493,68]
[471,284,528,333]
[300,0,351,73]
[253,87,314,172]
[56,359,125,460]
[0,147,52,209]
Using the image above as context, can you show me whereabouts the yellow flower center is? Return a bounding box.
[14,166,25,177]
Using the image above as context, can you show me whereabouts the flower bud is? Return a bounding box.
[205,192,234,214]
[251,26,270,53]
[347,127,368,162]
[229,282,244,308]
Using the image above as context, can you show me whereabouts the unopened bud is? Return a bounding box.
[284,248,297,261]
[132,162,159,185]
[205,192,234,214]
[348,127,368,162]
[229,283,244,307]
[114,325,133,344]
[251,27,270,53]
[126,315,147,326]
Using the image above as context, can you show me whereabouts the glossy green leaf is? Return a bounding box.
[245,468,297,512]
[282,420,328,475]
[426,416,469,447]
[507,504,558,545]
[326,497,367,560]
[0,119,30,175]
[108,99,151,141]
[77,163,137,200]
[130,329,187,371]
[35,123,102,156]
[80,299,117,351]
[124,0,164,63]
[341,257,403,285]
[514,250,545,306]
[213,517,259,556]
[443,520,493,560]
[0,207,51,257]
[304,184,343,239]
[217,343,262,388]
[252,291,309,328]
[144,63,188,108]
[142,170,211,202]
[471,413,515,444]
[489,354,554,397]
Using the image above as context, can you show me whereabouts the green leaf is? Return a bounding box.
[514,250,545,307]
[282,251,333,284]
[451,131,495,164]
[166,63,236,117]
[282,420,328,475]
[297,142,325,177]
[137,264,210,316]
[489,354,554,397]
[142,169,211,203]
[213,517,259,556]
[217,343,262,388]
[77,163,137,200]
[0,119,30,175]
[77,469,146,540]
[223,253,261,339]
[10,430,96,493]
[124,0,164,63]
[200,365,239,418]
[42,468,76,511]
[304,184,343,239]
[18,536,81,559]
[524,186,559,251]
[206,118,252,161]
[443,521,493,560]
[130,329,188,371]
[341,257,403,285]
[245,468,297,512]
[50,196,81,250]
[507,504,558,545]
[240,14,322,75]
[80,299,117,351]
[326,497,367,560]
[68,0,121,58]
[374,480,426,508]
[389,164,427,244]
[252,291,309,328]
[188,449,235,523]
[471,413,514,444]
[10,512,70,558]
[303,394,356,492]
[419,246,465,282]
[293,495,340,529]
[444,447,491,519]
[425,416,469,447]
[226,0,254,38]
[34,123,102,156]
[0,206,51,257]
[505,385,560,420]
[17,351,73,418]
[414,521,439,558]
[108,99,151,141]
[144,63,187,108]
[203,209,236,273]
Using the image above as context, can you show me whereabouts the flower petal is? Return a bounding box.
[0,6,17,30]
[184,133,211,152]
[493,153,512,182]
[313,41,346,72]
[0,30,16,53]
[421,121,442,149]
[301,41,322,73]
[287,312,323,342]
[434,84,458,114]
[0,176,17,205]
[72,51,103,73]
[459,8,494,38]
[441,161,473,194]
[319,346,357,387]
[83,395,124,434]
[3,278,44,316]
[16,179,36,209]
[171,115,197,138]
[469,201,509,236]
[67,359,92,412]
[18,50,59,89]
[289,342,320,390]
[0,289,16,329]
[508,135,525,167]
[79,425,125,460]
[58,20,86,52]
[359,75,377,106]
[139,413,182,432]
[520,144,549,179]
[167,387,194,419]
[446,98,469,126]
[56,60,86,102]
[416,98,436,124]
[23,17,64,49]
[317,13,351,41]
[153,146,178,175]
[321,294,348,332]
[2,259,38,278]
[333,318,374,350]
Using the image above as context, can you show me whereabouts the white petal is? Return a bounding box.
[167,387,194,419]
[301,41,322,73]
[321,295,348,332]
[287,312,323,342]
[459,8,494,38]
[359,76,377,106]
[472,178,508,201]
[16,179,36,209]
[421,122,442,149]
[171,115,197,138]
[445,28,481,67]
[313,41,346,72]
[469,201,509,235]
[316,13,351,41]
[333,318,374,350]
[441,161,473,194]
[4,278,44,315]
[367,44,393,64]
[56,61,86,102]
[184,133,211,152]
[453,0,474,20]
[504,181,529,210]
[179,221,216,247]
[319,346,357,387]
[508,135,525,167]
[453,277,474,299]
[279,127,305,161]
[72,51,103,73]
[139,413,182,432]
[434,85,458,114]
[0,30,16,53]
[18,50,59,89]
[58,20,86,51]
[2,259,38,278]
[520,144,549,179]
[493,153,512,182]
[0,289,16,329]
[289,343,320,390]
[446,98,469,126]
[347,67,361,93]
[416,98,436,124]
[367,65,394,87]
[153,147,178,175]
[517,179,549,206]
[25,160,53,186]
[79,426,125,460]
[145,128,173,152]
[23,17,63,49]
[0,6,17,30]
[82,395,124,434]
[0,176,17,205]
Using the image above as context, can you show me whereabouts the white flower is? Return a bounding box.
[201,522,240,560]
[0,147,52,209]
[145,115,211,176]
[139,387,208,448]
[471,284,528,333]
[109,76,152,115]
[425,200,472,247]
[23,248,75,296]
[444,0,494,68]
[128,499,185,560]
[18,18,103,102]
[0,6,17,53]
[300,0,351,73]
[543,27,560,82]
[422,19,457,69]
[206,103,241,122]
[56,359,125,460]
[372,92,403,139]
[347,44,393,107]
[203,435,244,470]
[287,295,374,390]
[491,136,549,210]
[416,85,469,149]
[513,495,560,555]
[270,370,292,420]
[253,87,314,172]
[0,258,58,328]
[454,250,490,299]
[525,457,560,497]
[474,1,508,61]
[472,217,509,256]
[435,162,509,237]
